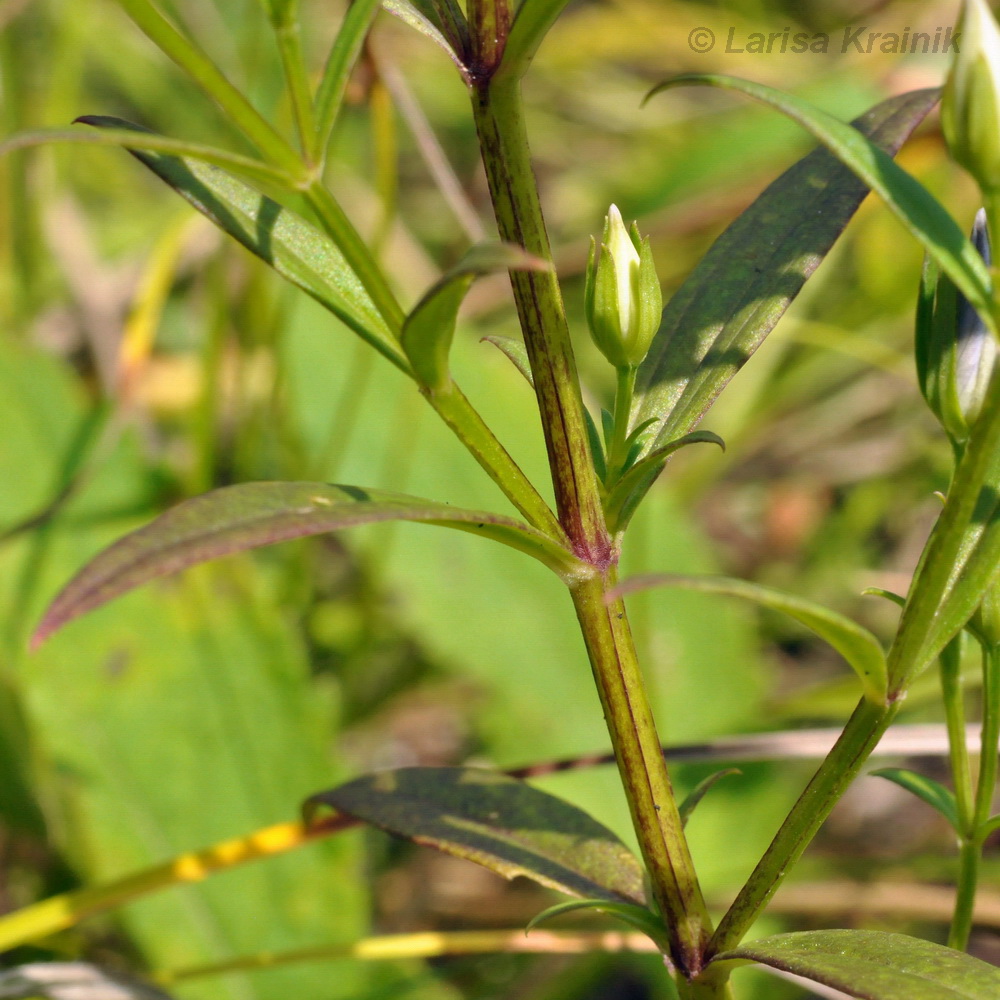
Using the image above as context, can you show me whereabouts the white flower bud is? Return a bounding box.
[585,205,662,369]
[942,0,1000,194]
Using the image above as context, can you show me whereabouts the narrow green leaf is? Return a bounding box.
[646,76,991,325]
[382,0,468,76]
[525,899,668,950]
[632,89,942,455]
[613,574,888,703]
[679,768,741,828]
[862,587,907,609]
[605,431,724,532]
[481,335,534,386]
[982,814,1000,838]
[499,0,573,81]
[76,116,407,371]
[718,929,1000,999]
[32,482,584,646]
[402,243,548,390]
[871,768,959,829]
[304,767,646,904]
[314,0,382,157]
[0,126,291,188]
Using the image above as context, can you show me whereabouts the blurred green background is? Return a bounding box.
[0,0,994,997]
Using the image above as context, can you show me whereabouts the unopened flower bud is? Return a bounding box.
[942,0,1000,194]
[916,209,996,442]
[584,205,662,369]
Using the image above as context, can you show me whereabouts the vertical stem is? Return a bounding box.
[570,573,712,975]
[470,61,714,981]
[973,642,1000,829]
[950,840,980,950]
[471,77,609,562]
[606,365,637,484]
[467,0,511,76]
[941,635,975,829]
[275,21,318,164]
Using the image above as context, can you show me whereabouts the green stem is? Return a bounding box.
[307,185,560,537]
[606,365,636,485]
[275,21,318,164]
[304,180,405,332]
[115,0,303,177]
[710,696,898,955]
[471,77,608,562]
[974,642,1000,830]
[950,839,980,951]
[570,573,712,976]
[940,635,975,830]
[470,62,712,980]
[428,380,565,540]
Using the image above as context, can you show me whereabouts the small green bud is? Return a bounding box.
[942,0,1000,195]
[915,209,996,443]
[584,205,662,368]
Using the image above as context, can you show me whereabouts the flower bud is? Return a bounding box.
[584,205,662,368]
[916,209,996,443]
[942,0,1000,195]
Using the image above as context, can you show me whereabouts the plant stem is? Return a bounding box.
[950,839,980,950]
[570,573,713,975]
[470,64,713,981]
[606,365,636,484]
[471,76,609,562]
[275,21,318,164]
[941,636,976,829]
[710,696,898,955]
[951,639,1000,948]
[115,0,303,177]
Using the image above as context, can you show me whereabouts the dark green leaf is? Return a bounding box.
[76,116,407,371]
[871,768,959,829]
[718,929,1000,999]
[646,77,991,323]
[525,899,668,949]
[613,574,888,703]
[679,768,741,827]
[632,89,941,456]
[32,482,583,646]
[402,243,547,390]
[382,0,468,76]
[305,767,646,904]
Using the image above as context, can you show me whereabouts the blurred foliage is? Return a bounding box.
[0,0,991,998]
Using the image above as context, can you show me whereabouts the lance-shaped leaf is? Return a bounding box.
[403,244,548,391]
[305,767,646,904]
[613,574,888,704]
[871,768,959,829]
[382,0,469,78]
[717,929,1000,999]
[679,768,741,827]
[646,77,991,324]
[76,116,407,372]
[32,482,583,647]
[631,89,941,462]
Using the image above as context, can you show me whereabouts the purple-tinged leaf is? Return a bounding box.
[717,929,1000,999]
[32,482,583,647]
[305,767,646,904]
